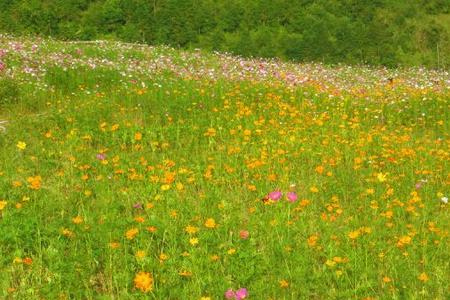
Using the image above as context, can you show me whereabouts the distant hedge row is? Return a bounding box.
[1,0,449,68]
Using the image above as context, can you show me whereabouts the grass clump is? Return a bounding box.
[0,76,20,106]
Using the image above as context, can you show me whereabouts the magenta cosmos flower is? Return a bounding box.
[268,190,282,201]
[224,289,235,299]
[235,288,248,299]
[287,192,298,202]
[225,288,248,300]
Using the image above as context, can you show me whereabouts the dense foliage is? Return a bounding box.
[0,1,449,67]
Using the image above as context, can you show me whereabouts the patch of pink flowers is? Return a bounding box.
[267,190,298,203]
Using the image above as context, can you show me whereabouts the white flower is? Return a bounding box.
[441,197,448,204]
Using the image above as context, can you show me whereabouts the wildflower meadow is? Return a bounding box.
[0,35,449,299]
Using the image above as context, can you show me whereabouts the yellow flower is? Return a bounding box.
[161,184,170,191]
[418,272,429,282]
[17,141,26,150]
[204,218,216,228]
[315,165,324,174]
[382,276,391,283]
[62,228,74,238]
[210,254,219,261]
[135,250,146,259]
[72,216,83,224]
[134,216,145,223]
[397,236,412,248]
[185,225,199,234]
[135,132,142,141]
[134,271,153,292]
[12,181,22,187]
[179,270,192,277]
[109,242,120,249]
[13,257,22,264]
[325,260,336,267]
[348,230,360,240]
[176,182,184,190]
[27,176,42,190]
[0,200,7,210]
[146,226,157,233]
[377,173,387,182]
[227,248,236,255]
[204,128,216,137]
[307,234,319,247]
[159,253,169,261]
[189,237,199,245]
[310,186,319,193]
[125,228,139,240]
[279,279,289,288]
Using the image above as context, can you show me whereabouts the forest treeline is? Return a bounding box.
[1,0,449,68]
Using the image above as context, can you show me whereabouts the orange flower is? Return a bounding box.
[27,176,42,190]
[72,216,83,224]
[204,218,216,228]
[418,272,429,282]
[279,279,289,288]
[146,226,157,233]
[135,132,142,141]
[126,228,139,240]
[185,225,199,234]
[134,271,153,292]
[307,234,319,247]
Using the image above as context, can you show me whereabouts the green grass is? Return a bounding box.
[0,36,449,299]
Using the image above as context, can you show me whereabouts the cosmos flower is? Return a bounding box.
[224,288,248,300]
[224,289,235,299]
[239,230,249,240]
[268,190,282,201]
[286,192,298,202]
[134,271,153,292]
[16,141,26,150]
[133,202,143,209]
[96,153,106,160]
[235,288,248,299]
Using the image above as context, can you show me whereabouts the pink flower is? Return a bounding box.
[287,192,298,202]
[268,190,282,201]
[225,288,248,300]
[0,61,5,72]
[235,288,248,299]
[96,153,106,160]
[224,289,235,299]
[239,230,249,240]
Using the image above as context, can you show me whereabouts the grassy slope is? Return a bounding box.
[0,36,449,299]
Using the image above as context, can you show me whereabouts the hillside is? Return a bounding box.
[0,36,449,299]
[0,0,450,68]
